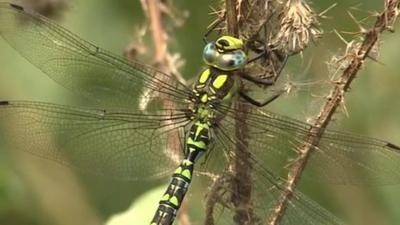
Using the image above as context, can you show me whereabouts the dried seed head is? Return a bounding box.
[274,0,322,53]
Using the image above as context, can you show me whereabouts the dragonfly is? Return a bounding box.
[1,2,400,225]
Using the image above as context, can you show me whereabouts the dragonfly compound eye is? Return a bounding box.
[215,49,247,71]
[203,43,218,65]
[203,39,247,71]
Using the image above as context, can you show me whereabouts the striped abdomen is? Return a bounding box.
[150,121,210,225]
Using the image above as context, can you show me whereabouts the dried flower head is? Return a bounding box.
[274,0,322,53]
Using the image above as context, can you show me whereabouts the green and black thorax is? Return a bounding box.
[186,36,247,126]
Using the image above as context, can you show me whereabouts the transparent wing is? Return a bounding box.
[218,103,400,186]
[0,101,189,180]
[197,120,344,225]
[0,3,190,109]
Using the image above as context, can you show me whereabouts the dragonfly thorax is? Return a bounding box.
[188,66,239,124]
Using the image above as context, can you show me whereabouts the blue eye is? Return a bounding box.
[203,43,215,55]
[203,43,247,70]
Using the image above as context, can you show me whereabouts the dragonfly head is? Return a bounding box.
[203,36,247,71]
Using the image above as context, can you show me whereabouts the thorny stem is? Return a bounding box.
[225,0,256,224]
[267,1,400,225]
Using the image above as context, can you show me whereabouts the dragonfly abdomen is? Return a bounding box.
[150,171,191,225]
[150,121,210,225]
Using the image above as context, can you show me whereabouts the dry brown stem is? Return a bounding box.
[225,1,257,225]
[267,1,400,224]
[135,1,190,224]
[225,0,239,36]
[145,0,167,65]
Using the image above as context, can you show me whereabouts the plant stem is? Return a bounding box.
[267,1,400,224]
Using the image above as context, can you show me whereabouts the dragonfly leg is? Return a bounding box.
[247,48,268,64]
[239,72,275,86]
[239,89,284,107]
[245,49,289,83]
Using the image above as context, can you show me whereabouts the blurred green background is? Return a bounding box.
[0,0,400,225]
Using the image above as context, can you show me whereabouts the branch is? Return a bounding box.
[267,1,400,224]
[145,0,167,65]
[225,0,239,35]
[225,0,258,224]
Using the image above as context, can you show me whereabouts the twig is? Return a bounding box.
[145,0,167,65]
[225,0,239,35]
[267,1,400,224]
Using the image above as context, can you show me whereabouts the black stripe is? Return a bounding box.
[172,173,191,183]
[159,201,179,210]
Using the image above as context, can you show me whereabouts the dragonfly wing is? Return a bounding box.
[0,3,190,109]
[195,121,344,225]
[218,104,400,186]
[308,129,400,185]
[0,101,188,180]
